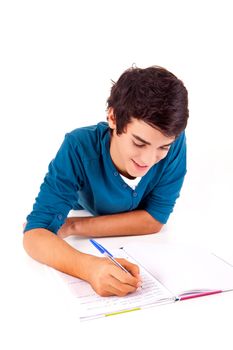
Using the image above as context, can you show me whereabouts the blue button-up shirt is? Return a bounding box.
[24,122,187,234]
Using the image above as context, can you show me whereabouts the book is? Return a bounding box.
[54,242,233,321]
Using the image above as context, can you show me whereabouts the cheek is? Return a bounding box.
[119,143,136,161]
[157,152,169,161]
[122,142,137,156]
[129,147,141,158]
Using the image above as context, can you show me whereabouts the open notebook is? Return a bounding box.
[53,242,233,321]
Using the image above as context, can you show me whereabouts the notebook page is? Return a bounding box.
[123,242,233,296]
[54,248,174,320]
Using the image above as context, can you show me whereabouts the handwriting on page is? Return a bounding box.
[57,260,173,318]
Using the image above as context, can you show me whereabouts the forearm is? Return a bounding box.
[23,228,93,281]
[23,228,141,297]
[62,210,163,237]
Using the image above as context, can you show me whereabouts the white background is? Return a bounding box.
[1,1,233,349]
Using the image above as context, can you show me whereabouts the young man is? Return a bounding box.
[23,65,189,297]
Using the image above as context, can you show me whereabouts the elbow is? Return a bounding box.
[23,229,34,256]
[150,221,163,234]
[23,228,44,258]
[144,212,164,234]
[155,224,163,233]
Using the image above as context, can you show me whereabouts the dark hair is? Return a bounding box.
[107,65,189,138]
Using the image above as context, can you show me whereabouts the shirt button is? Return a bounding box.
[123,184,127,188]
[57,214,63,220]
[133,192,137,197]
[114,171,118,176]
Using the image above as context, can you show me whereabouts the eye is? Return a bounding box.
[133,141,146,148]
[160,146,170,151]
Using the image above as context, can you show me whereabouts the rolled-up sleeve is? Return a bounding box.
[24,134,84,234]
[144,132,187,224]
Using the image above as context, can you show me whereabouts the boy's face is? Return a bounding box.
[108,109,175,179]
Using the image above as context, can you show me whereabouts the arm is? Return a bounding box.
[23,228,141,297]
[57,209,163,238]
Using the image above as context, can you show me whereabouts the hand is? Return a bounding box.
[57,221,71,238]
[86,256,141,297]
[57,218,80,238]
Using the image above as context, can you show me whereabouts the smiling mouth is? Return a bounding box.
[132,159,148,169]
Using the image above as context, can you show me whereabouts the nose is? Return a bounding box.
[140,149,160,166]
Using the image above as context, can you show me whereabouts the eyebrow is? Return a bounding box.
[132,134,174,147]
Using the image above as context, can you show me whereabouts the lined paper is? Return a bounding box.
[55,249,174,320]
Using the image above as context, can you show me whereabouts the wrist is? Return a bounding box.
[57,217,81,238]
[68,217,79,235]
[60,216,93,237]
[73,216,93,236]
[76,252,99,282]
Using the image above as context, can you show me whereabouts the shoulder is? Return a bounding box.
[64,122,109,157]
[168,131,186,161]
[67,122,109,142]
[173,131,186,149]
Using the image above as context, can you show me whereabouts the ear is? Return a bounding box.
[107,108,117,130]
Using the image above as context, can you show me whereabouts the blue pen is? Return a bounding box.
[89,239,129,274]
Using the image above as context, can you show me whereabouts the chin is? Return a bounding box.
[128,168,148,178]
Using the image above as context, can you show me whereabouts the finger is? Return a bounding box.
[106,275,138,297]
[109,264,141,288]
[117,258,140,278]
[114,258,141,281]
